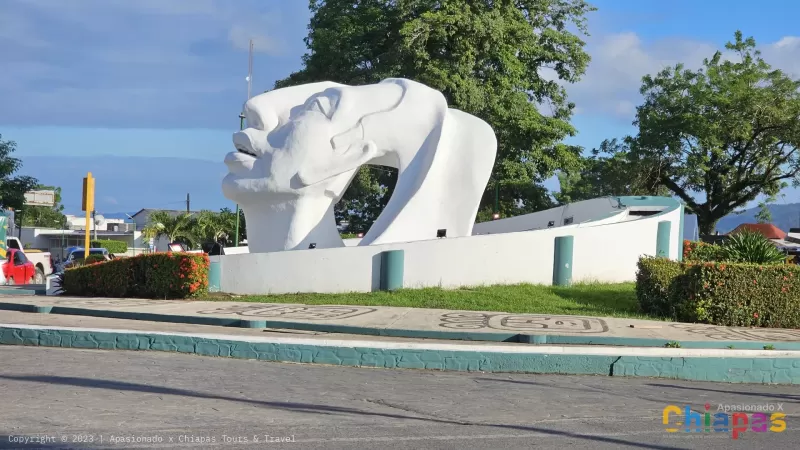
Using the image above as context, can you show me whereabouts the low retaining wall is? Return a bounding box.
[214,196,682,294]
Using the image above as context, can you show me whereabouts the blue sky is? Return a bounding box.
[2,0,800,207]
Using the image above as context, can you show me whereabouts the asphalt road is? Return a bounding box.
[0,346,798,450]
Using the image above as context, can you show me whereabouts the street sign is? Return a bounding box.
[24,190,56,207]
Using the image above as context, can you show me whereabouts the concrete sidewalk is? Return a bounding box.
[2,295,800,349]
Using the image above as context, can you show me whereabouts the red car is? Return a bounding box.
[3,248,35,285]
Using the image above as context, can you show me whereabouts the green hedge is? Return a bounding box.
[91,239,128,254]
[84,255,107,265]
[637,256,800,328]
[635,257,688,318]
[63,252,209,299]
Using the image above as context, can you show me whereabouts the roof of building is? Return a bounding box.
[131,208,200,218]
[729,223,787,240]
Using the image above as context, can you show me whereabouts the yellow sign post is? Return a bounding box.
[82,172,95,259]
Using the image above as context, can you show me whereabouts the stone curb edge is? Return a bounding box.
[2,325,800,384]
[2,301,800,351]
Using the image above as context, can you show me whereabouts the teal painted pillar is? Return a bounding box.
[380,250,404,291]
[208,259,221,292]
[656,221,671,258]
[552,236,574,286]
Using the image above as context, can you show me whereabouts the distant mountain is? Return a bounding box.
[19,154,800,234]
[716,203,800,234]
[18,155,234,216]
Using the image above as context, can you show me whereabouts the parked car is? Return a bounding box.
[2,248,36,285]
[59,248,112,272]
[6,237,52,284]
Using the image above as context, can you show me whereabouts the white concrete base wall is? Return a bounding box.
[217,207,681,295]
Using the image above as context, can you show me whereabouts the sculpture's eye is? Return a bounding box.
[311,96,332,119]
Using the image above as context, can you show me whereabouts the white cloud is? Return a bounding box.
[564,32,800,119]
[0,0,309,127]
[1,0,289,58]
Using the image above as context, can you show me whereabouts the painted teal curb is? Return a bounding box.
[208,261,221,293]
[526,334,800,351]
[4,301,800,350]
[2,326,799,384]
[656,221,671,258]
[0,288,45,296]
[380,250,404,291]
[552,235,574,286]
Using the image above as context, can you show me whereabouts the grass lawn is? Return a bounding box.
[203,282,659,319]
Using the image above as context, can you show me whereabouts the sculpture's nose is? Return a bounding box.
[233,128,271,157]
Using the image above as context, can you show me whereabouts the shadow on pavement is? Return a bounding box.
[473,376,799,412]
[646,383,800,403]
[1,374,684,450]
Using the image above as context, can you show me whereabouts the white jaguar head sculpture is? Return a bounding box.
[222,79,496,253]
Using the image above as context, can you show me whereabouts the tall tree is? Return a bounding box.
[276,0,594,228]
[21,185,67,228]
[0,135,38,213]
[631,31,800,234]
[555,138,671,205]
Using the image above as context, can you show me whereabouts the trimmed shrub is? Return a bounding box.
[62,252,209,299]
[685,262,800,327]
[636,256,800,328]
[682,240,725,262]
[636,256,688,318]
[91,240,128,254]
[84,255,107,265]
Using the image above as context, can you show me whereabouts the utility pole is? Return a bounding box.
[186,193,190,213]
[92,210,98,241]
[234,38,254,248]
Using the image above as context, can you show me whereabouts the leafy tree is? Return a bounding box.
[193,209,240,246]
[0,135,38,213]
[555,139,671,204]
[630,31,800,234]
[276,0,594,227]
[754,193,778,224]
[141,211,198,249]
[219,207,246,245]
[21,185,66,228]
[334,166,394,233]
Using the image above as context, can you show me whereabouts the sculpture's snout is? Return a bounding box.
[233,129,269,158]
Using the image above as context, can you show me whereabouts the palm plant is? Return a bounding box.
[194,210,236,245]
[141,211,198,249]
[721,230,786,264]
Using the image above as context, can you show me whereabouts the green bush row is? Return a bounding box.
[637,256,800,328]
[84,255,107,265]
[62,252,209,299]
[91,239,128,254]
